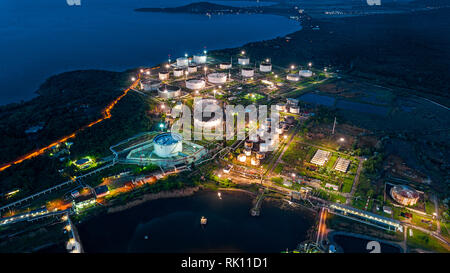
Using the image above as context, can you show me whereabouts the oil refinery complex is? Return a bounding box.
[0,48,448,255]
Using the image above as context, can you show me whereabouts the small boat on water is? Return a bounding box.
[200,216,207,226]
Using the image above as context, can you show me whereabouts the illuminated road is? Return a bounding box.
[0,68,159,173]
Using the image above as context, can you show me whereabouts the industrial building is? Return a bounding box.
[310,149,331,166]
[334,157,351,173]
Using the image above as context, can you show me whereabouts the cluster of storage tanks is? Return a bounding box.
[287,69,313,81]
[275,99,300,114]
[237,115,292,166]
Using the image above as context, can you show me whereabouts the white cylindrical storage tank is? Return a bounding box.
[290,106,300,114]
[286,74,300,82]
[259,62,272,72]
[249,134,259,143]
[299,70,313,77]
[237,154,246,162]
[276,103,286,112]
[207,73,227,84]
[188,64,197,73]
[193,99,223,128]
[244,148,252,156]
[241,68,254,78]
[157,85,181,99]
[219,62,232,69]
[173,68,184,77]
[251,157,260,166]
[238,57,250,65]
[176,57,189,67]
[186,79,205,90]
[159,71,170,81]
[153,133,183,158]
[193,55,207,64]
[256,152,265,159]
[259,143,270,152]
[140,79,161,91]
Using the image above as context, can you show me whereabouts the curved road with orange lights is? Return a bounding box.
[0,67,158,173]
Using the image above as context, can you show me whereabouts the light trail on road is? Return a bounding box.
[0,67,159,173]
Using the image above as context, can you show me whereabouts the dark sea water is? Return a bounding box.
[77,191,315,253]
[0,0,299,105]
[333,234,402,253]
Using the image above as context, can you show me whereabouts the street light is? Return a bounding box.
[308,62,312,68]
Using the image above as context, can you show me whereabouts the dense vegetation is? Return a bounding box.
[0,70,130,164]
[213,8,450,105]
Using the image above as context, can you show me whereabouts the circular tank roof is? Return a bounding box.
[153,133,182,146]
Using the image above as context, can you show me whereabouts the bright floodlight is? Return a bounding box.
[292,173,296,178]
[166,64,170,68]
[241,50,245,55]
[161,104,165,109]
[159,123,164,128]
[308,62,312,67]
[146,71,150,75]
[291,65,295,69]
[131,77,136,81]
[203,50,207,54]
[140,69,144,73]
[185,53,188,57]
[339,137,345,142]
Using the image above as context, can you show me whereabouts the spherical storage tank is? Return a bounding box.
[173,68,184,77]
[193,54,207,64]
[159,71,169,81]
[219,62,232,69]
[158,84,181,99]
[238,57,250,65]
[177,57,189,67]
[140,79,161,91]
[299,70,313,77]
[259,62,272,72]
[241,68,254,78]
[207,73,227,84]
[186,79,205,90]
[153,133,183,158]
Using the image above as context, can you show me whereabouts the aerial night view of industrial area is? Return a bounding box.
[0,0,449,267]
